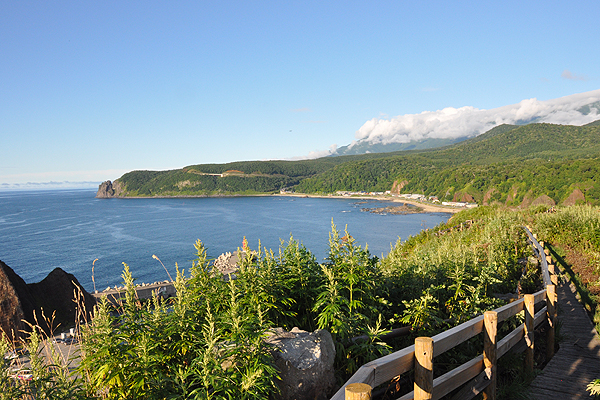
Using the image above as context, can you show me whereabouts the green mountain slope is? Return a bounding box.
[295,123,600,205]
[107,122,600,205]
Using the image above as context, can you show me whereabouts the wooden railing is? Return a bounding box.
[336,227,558,400]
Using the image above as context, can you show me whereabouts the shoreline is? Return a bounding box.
[107,192,464,214]
[274,193,463,214]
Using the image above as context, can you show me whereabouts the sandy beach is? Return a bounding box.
[275,193,464,214]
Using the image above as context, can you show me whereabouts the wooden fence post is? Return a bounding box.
[549,263,558,286]
[524,294,535,374]
[415,337,434,400]
[546,285,556,361]
[483,311,498,400]
[345,383,372,400]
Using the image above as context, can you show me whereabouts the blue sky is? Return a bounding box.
[1,1,599,186]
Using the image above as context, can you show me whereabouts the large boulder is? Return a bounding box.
[266,327,337,400]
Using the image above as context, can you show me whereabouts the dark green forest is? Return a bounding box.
[110,122,600,205]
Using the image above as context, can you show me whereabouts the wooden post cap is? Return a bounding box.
[415,336,434,346]
[345,383,372,399]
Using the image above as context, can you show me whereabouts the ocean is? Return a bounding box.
[0,189,451,292]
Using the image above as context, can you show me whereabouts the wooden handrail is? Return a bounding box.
[524,226,552,287]
[333,228,556,400]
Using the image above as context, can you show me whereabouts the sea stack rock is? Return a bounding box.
[96,180,123,198]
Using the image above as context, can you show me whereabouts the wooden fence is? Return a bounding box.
[336,227,557,400]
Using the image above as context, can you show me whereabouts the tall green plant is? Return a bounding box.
[79,242,279,400]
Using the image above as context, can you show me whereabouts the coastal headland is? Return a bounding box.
[97,179,463,214]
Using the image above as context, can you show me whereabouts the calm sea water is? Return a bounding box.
[0,189,451,292]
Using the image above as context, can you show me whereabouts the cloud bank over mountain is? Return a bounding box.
[347,89,600,152]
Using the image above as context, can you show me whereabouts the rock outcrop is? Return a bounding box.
[96,180,124,198]
[0,260,96,340]
[27,268,97,332]
[563,188,586,206]
[391,180,409,195]
[531,194,556,207]
[0,260,28,340]
[266,327,336,400]
[452,192,475,203]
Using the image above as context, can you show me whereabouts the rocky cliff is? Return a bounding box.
[0,260,27,340]
[0,260,96,340]
[96,180,125,198]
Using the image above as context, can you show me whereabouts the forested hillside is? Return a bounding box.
[296,123,600,205]
[106,122,600,205]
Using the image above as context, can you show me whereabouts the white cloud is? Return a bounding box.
[562,69,589,81]
[0,169,128,186]
[353,89,600,146]
[290,144,338,160]
[0,181,102,191]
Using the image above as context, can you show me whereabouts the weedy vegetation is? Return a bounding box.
[2,205,599,399]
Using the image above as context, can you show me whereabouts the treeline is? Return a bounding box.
[296,123,600,205]
[117,169,299,196]
[110,122,600,204]
[184,159,340,178]
[296,156,600,205]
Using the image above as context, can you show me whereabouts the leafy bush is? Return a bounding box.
[6,205,595,398]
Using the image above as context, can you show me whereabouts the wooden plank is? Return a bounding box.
[432,315,484,357]
[398,356,485,400]
[533,289,546,305]
[495,298,523,322]
[332,344,417,400]
[523,227,551,286]
[366,344,415,386]
[335,300,546,400]
[534,306,547,327]
[432,356,485,400]
[331,366,376,400]
[494,288,544,323]
[449,369,491,400]
[497,323,524,358]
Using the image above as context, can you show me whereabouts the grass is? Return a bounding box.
[2,204,599,399]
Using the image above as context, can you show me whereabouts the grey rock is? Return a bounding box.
[96,180,124,198]
[266,327,336,400]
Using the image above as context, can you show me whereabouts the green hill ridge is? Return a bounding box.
[100,122,600,206]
